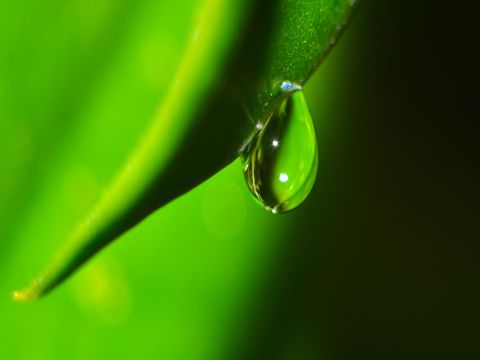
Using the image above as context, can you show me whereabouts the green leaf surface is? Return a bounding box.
[12,0,360,300]
[0,1,365,358]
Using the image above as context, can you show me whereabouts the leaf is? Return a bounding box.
[14,0,360,301]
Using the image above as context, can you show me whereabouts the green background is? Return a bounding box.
[1,0,478,359]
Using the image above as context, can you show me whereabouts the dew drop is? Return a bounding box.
[243,86,318,213]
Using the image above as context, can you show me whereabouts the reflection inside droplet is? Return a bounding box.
[242,83,318,213]
[279,173,289,183]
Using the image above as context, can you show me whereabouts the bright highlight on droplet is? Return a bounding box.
[281,81,302,93]
[243,85,318,213]
[279,173,289,183]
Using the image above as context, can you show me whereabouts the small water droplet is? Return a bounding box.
[281,81,302,93]
[243,87,318,213]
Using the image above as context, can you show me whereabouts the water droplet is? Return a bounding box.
[281,81,302,92]
[243,87,318,213]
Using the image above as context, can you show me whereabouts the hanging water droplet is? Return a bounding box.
[243,85,318,213]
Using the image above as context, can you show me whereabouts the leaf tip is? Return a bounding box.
[12,289,38,303]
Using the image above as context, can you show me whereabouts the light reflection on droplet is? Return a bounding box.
[279,173,289,183]
[281,81,302,93]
